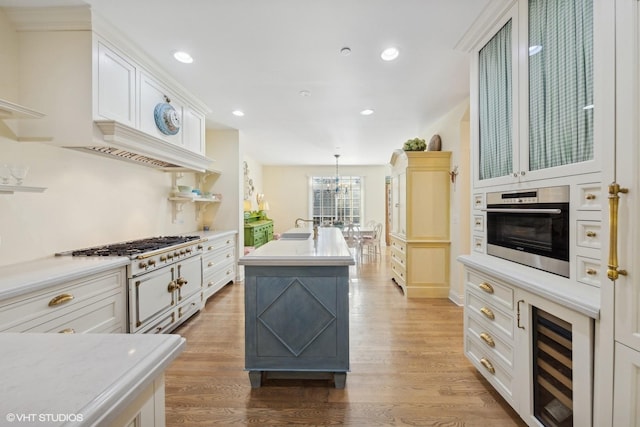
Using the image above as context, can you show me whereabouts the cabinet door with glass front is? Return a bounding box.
[474,0,596,187]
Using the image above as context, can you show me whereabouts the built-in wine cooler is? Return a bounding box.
[533,308,573,427]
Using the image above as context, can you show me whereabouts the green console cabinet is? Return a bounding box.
[244,212,273,248]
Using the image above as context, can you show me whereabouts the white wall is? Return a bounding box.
[262,164,390,235]
[419,98,471,304]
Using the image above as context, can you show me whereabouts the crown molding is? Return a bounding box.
[454,0,516,53]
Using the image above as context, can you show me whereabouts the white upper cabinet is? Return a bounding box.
[94,40,136,127]
[6,6,212,171]
[471,0,599,188]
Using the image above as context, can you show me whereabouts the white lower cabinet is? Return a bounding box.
[463,267,594,426]
[201,233,236,302]
[108,375,166,427]
[613,342,640,427]
[0,267,126,333]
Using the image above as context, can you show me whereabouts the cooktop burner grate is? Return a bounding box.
[69,235,201,257]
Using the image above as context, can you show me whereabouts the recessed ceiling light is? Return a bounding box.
[173,51,193,64]
[340,47,352,56]
[299,90,311,97]
[380,47,399,61]
[360,109,374,116]
[528,45,542,56]
[232,110,245,117]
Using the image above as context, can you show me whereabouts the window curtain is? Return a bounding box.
[529,0,593,170]
[478,20,513,180]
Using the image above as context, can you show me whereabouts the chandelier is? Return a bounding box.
[334,154,349,197]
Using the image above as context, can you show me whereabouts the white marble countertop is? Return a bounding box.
[0,332,185,426]
[0,256,130,301]
[239,227,355,266]
[0,230,238,302]
[457,254,600,319]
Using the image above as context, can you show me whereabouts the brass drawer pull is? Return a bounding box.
[585,193,596,200]
[586,231,597,238]
[58,328,75,334]
[48,294,74,307]
[480,307,495,320]
[478,282,494,294]
[586,268,598,276]
[480,357,495,374]
[479,332,495,347]
[208,261,215,267]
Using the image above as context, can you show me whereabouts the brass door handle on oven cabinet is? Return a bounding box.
[608,182,629,281]
[168,281,179,292]
[176,277,188,287]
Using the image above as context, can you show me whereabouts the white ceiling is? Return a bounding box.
[1,0,489,165]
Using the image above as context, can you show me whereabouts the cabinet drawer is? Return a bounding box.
[466,290,514,340]
[577,183,602,211]
[576,220,602,250]
[391,237,406,254]
[473,215,484,232]
[140,312,175,334]
[178,292,202,321]
[466,312,514,368]
[204,264,235,300]
[576,256,602,287]
[203,235,235,254]
[202,246,235,276]
[390,247,406,267]
[391,262,406,285]
[466,270,513,310]
[472,235,484,253]
[21,294,124,334]
[473,193,484,210]
[0,269,124,331]
[465,335,514,405]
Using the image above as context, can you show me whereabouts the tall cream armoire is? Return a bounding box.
[389,150,451,298]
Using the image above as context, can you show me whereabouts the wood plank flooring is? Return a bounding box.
[166,249,526,426]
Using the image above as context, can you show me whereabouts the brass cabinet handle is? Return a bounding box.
[480,307,495,320]
[208,261,214,267]
[586,231,597,238]
[587,268,597,276]
[58,328,75,334]
[480,357,495,374]
[478,282,494,294]
[479,332,495,347]
[176,277,188,287]
[585,193,596,200]
[168,281,179,292]
[48,294,74,307]
[608,182,629,281]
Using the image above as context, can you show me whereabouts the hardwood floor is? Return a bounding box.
[166,249,526,426]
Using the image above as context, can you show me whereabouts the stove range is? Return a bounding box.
[69,235,202,258]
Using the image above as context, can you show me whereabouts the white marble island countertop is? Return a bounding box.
[0,333,185,426]
[239,227,355,267]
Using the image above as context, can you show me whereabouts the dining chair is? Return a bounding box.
[344,223,363,261]
[361,222,383,261]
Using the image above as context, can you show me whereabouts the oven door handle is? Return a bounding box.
[482,208,561,214]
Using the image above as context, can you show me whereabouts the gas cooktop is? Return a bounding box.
[64,235,201,257]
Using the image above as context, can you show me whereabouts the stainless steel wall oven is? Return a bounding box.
[485,186,570,277]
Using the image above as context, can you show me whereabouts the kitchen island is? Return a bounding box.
[238,226,355,388]
[0,332,185,426]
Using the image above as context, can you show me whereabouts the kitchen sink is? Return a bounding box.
[279,231,312,240]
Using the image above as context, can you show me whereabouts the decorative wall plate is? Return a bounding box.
[154,102,181,135]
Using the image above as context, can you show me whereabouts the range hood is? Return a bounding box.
[79,121,215,172]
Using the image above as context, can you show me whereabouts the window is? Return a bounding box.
[311,176,362,226]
